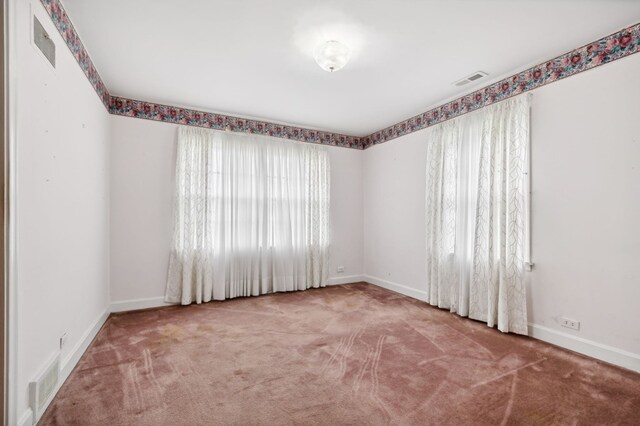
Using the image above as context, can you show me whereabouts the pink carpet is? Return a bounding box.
[40,283,640,425]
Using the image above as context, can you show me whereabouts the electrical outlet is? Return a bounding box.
[336,266,345,273]
[60,333,68,349]
[560,318,580,331]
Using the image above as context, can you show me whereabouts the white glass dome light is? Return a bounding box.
[314,40,351,73]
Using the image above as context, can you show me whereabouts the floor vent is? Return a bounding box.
[29,353,60,422]
[453,71,488,87]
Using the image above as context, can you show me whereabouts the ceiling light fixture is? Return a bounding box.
[314,40,350,73]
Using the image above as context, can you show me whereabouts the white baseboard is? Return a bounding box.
[18,408,33,426]
[363,275,428,302]
[326,275,366,286]
[25,307,110,425]
[362,275,640,373]
[60,308,110,382]
[109,278,366,312]
[528,323,640,373]
[110,296,175,313]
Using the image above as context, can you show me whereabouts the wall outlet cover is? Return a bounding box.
[560,317,580,331]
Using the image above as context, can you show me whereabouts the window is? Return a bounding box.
[165,126,330,304]
[425,94,531,334]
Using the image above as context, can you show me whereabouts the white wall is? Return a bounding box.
[363,53,640,359]
[110,116,364,304]
[362,129,428,301]
[15,0,111,421]
[527,54,640,357]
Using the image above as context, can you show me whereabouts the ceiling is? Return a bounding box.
[63,0,640,137]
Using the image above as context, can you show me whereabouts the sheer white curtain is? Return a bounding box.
[425,95,530,335]
[165,126,330,305]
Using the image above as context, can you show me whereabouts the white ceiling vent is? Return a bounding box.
[453,71,488,87]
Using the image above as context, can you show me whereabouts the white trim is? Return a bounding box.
[108,278,368,313]
[363,275,428,302]
[528,323,640,373]
[25,308,109,425]
[361,276,640,373]
[325,275,365,286]
[60,309,109,381]
[110,296,175,313]
[17,408,32,426]
[6,0,20,423]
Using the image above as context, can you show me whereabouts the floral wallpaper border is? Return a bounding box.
[40,0,111,108]
[41,0,638,150]
[361,22,640,148]
[108,97,364,149]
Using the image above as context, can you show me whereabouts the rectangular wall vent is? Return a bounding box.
[453,71,488,87]
[34,15,56,68]
[29,353,60,422]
